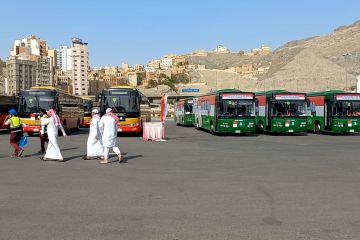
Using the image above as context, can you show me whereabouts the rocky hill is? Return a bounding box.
[187,20,360,92]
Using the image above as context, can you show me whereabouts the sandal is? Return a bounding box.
[99,160,108,164]
[39,157,46,161]
[118,154,125,163]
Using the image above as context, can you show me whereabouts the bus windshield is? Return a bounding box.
[333,101,360,117]
[272,101,307,117]
[103,92,139,113]
[84,101,93,115]
[184,103,193,114]
[219,100,255,118]
[19,95,55,113]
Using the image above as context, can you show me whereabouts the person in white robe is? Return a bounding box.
[98,108,123,164]
[40,109,67,161]
[83,108,104,160]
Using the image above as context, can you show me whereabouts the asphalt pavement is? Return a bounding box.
[0,121,359,240]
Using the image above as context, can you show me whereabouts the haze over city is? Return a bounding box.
[1,0,360,66]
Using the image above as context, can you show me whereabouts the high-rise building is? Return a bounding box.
[36,56,52,86]
[56,46,72,72]
[6,56,37,95]
[47,49,57,86]
[10,35,48,60]
[6,35,55,94]
[71,38,89,96]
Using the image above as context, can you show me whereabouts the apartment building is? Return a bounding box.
[71,38,89,96]
[6,57,37,95]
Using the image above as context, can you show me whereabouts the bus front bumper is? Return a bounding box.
[23,125,41,133]
[82,120,90,127]
[118,125,142,133]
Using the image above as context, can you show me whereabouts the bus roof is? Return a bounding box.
[307,90,345,97]
[108,86,136,90]
[195,88,245,98]
[23,86,83,99]
[255,90,288,95]
[255,90,307,96]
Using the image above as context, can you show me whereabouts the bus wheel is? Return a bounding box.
[76,120,80,131]
[314,122,321,134]
[27,132,34,137]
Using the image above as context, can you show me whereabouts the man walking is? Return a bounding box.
[3,109,24,157]
[40,109,67,161]
[98,108,123,164]
[83,108,104,160]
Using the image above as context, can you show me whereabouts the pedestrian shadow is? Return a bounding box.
[108,154,143,163]
[63,155,85,162]
[62,147,80,151]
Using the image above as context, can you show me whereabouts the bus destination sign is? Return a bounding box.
[336,94,360,101]
[222,93,254,100]
[275,94,305,100]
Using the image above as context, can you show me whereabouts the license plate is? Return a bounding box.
[33,129,39,132]
[350,129,354,133]
[117,128,122,132]
[288,129,294,133]
[235,130,241,133]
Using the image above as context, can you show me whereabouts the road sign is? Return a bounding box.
[182,88,200,93]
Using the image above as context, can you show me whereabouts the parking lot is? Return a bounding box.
[0,121,359,240]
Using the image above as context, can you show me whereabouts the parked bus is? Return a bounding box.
[18,86,84,135]
[82,98,93,127]
[255,90,308,134]
[193,89,256,134]
[307,90,360,133]
[174,98,194,126]
[99,86,151,133]
[0,95,17,130]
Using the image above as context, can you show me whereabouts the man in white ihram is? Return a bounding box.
[98,108,124,164]
[83,108,104,160]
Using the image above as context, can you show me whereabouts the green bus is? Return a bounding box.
[193,89,256,134]
[174,98,194,126]
[255,90,308,134]
[307,90,360,133]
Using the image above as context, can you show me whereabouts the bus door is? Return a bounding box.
[266,100,271,130]
[325,101,332,130]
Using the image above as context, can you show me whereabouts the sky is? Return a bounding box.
[1,0,360,66]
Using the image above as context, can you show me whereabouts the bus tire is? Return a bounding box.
[76,120,80,131]
[314,122,321,134]
[27,132,34,137]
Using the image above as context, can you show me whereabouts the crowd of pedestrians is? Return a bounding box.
[3,108,124,164]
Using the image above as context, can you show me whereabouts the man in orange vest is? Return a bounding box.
[3,109,24,157]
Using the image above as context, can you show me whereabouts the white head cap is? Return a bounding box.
[91,108,99,114]
[106,108,112,113]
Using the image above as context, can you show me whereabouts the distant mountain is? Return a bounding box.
[187,20,360,92]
